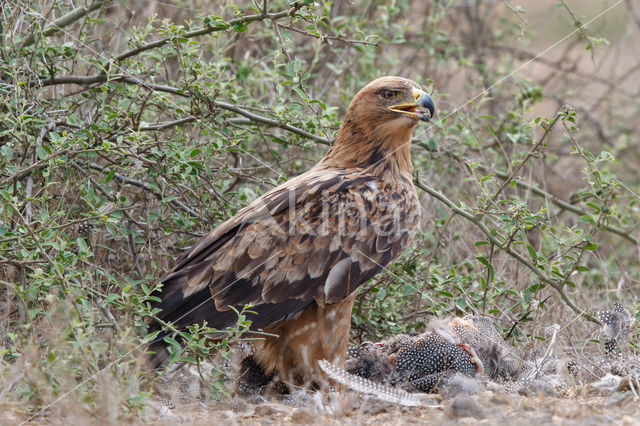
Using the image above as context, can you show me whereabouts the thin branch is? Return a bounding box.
[277,24,380,46]
[0,259,48,266]
[36,74,185,96]
[114,1,308,63]
[138,116,197,131]
[35,75,333,144]
[0,148,71,188]
[484,113,561,214]
[414,177,599,324]
[83,162,201,219]
[69,161,150,230]
[418,143,639,246]
[11,200,68,292]
[489,168,639,245]
[70,278,121,332]
[559,0,595,61]
[213,100,331,145]
[487,44,635,97]
[500,0,526,37]
[626,0,640,30]
[20,0,106,48]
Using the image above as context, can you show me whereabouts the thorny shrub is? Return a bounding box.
[0,0,638,421]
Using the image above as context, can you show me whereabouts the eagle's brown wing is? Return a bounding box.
[150,167,415,347]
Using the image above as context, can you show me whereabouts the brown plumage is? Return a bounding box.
[148,76,435,386]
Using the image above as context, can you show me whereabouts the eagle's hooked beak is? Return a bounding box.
[389,88,435,122]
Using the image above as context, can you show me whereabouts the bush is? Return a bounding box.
[1,0,638,421]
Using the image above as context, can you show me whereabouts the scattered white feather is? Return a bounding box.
[318,359,436,407]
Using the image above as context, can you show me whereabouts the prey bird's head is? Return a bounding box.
[327,76,435,173]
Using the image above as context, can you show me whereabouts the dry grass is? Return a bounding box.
[1,0,639,422]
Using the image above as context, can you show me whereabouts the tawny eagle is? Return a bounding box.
[148,76,435,386]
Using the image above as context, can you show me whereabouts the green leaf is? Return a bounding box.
[233,22,248,32]
[526,283,544,292]
[402,284,417,296]
[105,168,116,183]
[293,58,302,73]
[476,256,490,267]
[76,237,87,252]
[49,132,61,142]
[237,64,252,81]
[203,15,229,29]
[36,145,48,160]
[579,215,595,225]
[585,202,601,213]
[376,288,386,299]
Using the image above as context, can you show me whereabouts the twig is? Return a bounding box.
[20,0,106,48]
[487,44,635,97]
[559,0,596,61]
[0,279,30,322]
[36,74,185,96]
[626,0,640,30]
[69,161,149,230]
[114,1,308,63]
[504,309,533,340]
[422,143,639,246]
[0,148,71,188]
[36,74,332,144]
[75,280,122,332]
[83,161,201,219]
[500,0,526,37]
[0,259,48,266]
[525,323,560,380]
[483,113,561,215]
[277,24,380,46]
[485,168,639,246]
[213,100,331,145]
[138,116,197,131]
[414,177,600,324]
[9,199,82,331]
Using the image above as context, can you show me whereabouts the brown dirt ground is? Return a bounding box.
[146,387,640,425]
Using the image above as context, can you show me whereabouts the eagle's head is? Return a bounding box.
[347,76,434,126]
[326,76,435,173]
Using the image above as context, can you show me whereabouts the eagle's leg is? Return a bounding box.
[254,293,358,389]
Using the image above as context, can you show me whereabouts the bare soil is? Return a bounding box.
[147,387,640,425]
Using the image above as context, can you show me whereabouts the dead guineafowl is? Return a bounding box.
[341,316,521,393]
[597,302,634,356]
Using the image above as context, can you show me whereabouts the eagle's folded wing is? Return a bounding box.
[152,168,414,332]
